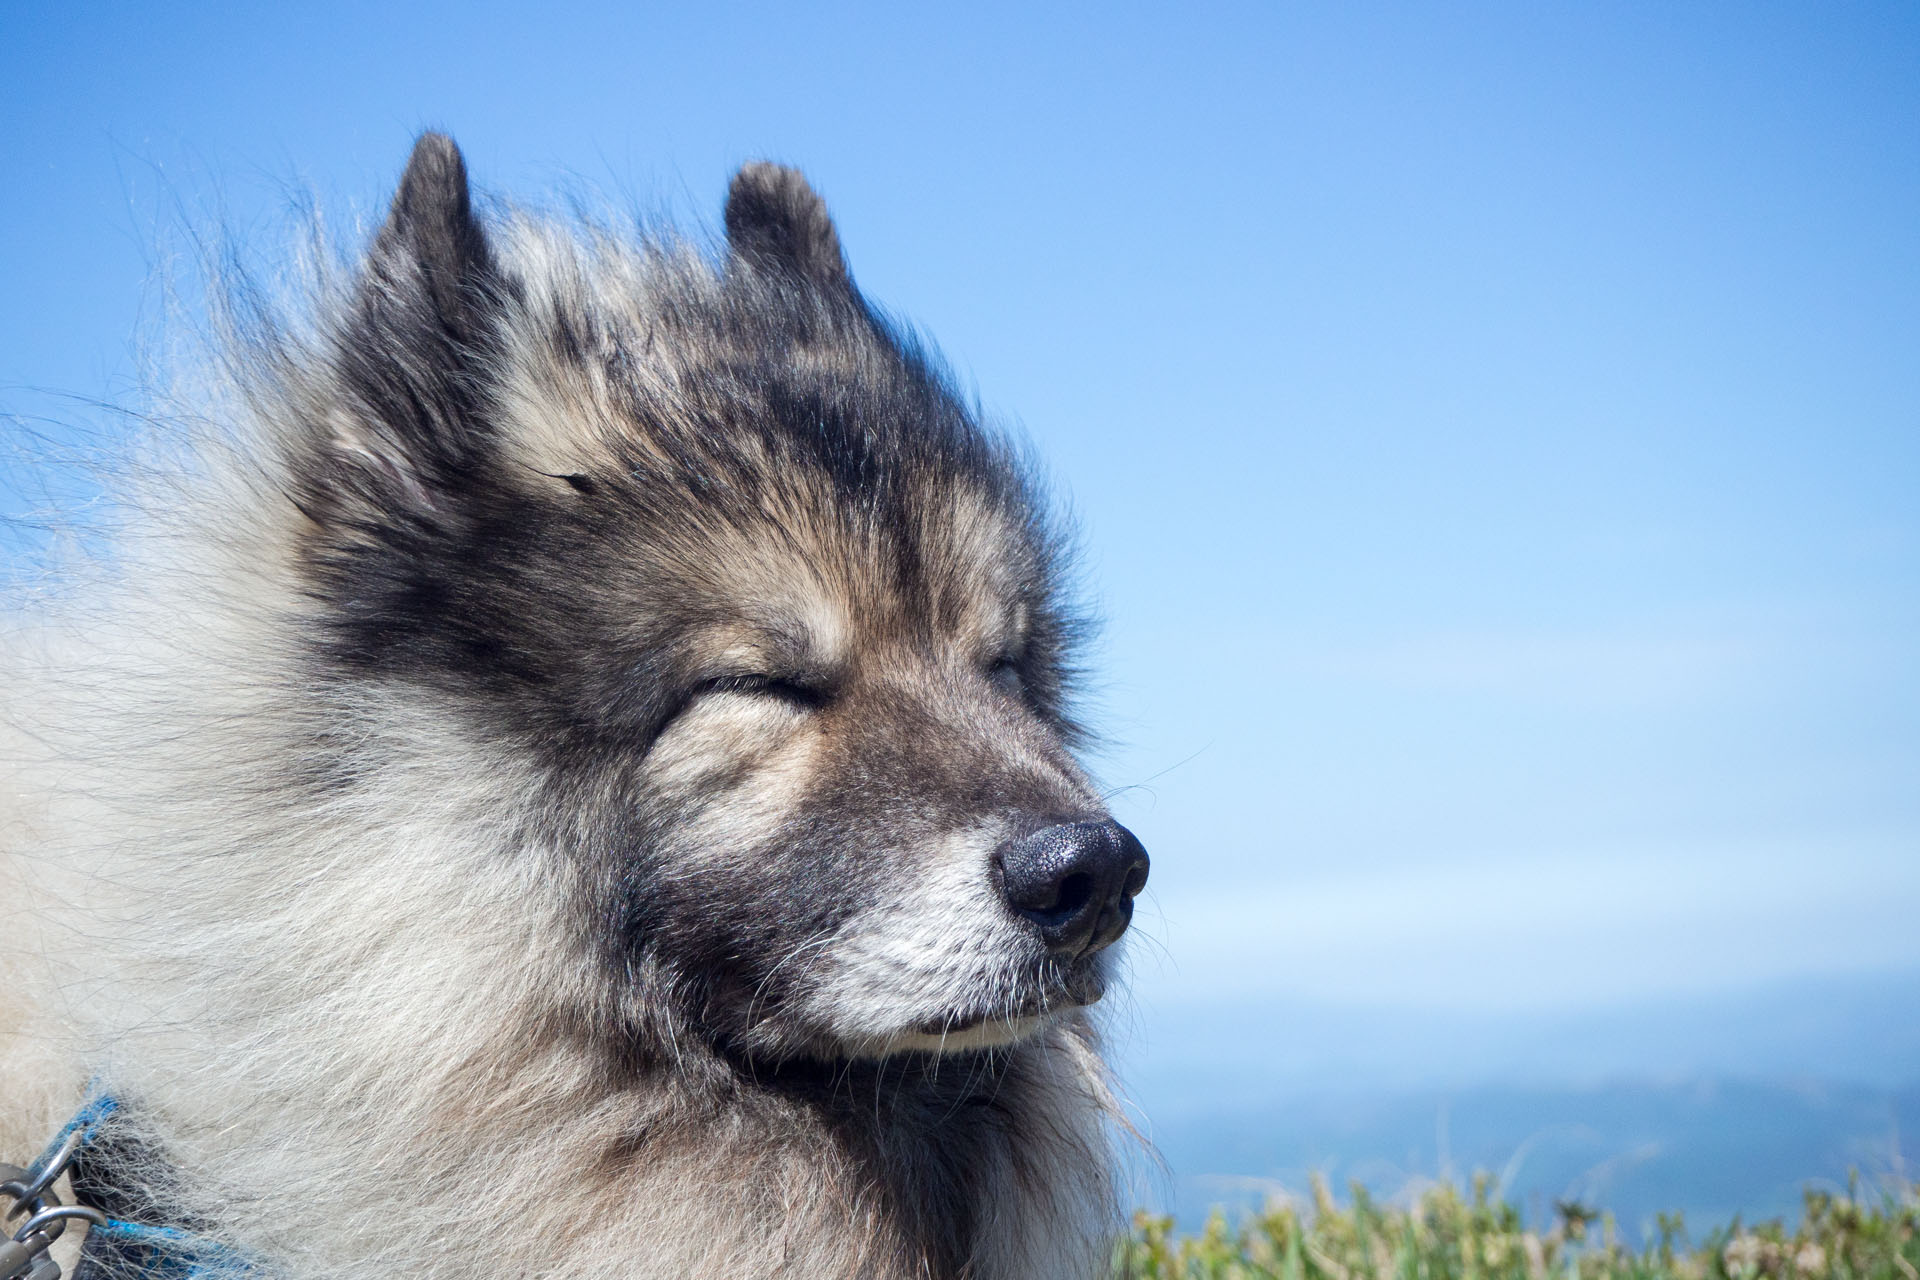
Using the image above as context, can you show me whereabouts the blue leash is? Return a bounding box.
[74,1220,255,1280]
[5,1089,260,1280]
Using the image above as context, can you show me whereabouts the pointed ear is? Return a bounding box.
[318,133,501,519]
[365,131,495,338]
[724,162,849,288]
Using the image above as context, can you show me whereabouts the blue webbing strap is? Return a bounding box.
[74,1221,255,1280]
[31,1089,261,1280]
[25,1094,119,1186]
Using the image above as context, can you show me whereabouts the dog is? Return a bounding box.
[0,134,1149,1279]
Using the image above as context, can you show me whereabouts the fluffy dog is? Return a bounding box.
[0,134,1149,1279]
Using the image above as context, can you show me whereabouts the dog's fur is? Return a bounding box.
[0,136,1141,1278]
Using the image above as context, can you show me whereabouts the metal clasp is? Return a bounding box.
[1,1131,108,1280]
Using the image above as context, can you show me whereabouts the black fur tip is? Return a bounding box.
[375,132,492,311]
[725,162,848,287]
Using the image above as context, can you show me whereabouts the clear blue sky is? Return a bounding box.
[5,3,1917,1078]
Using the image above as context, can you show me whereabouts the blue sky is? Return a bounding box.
[4,3,1918,1080]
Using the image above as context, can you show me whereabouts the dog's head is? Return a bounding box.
[282,135,1147,1064]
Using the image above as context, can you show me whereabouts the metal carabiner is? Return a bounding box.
[9,1133,84,1210]
[0,1180,57,1234]
[2,1122,86,1227]
[11,1207,106,1247]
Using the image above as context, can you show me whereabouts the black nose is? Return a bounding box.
[996,820,1150,957]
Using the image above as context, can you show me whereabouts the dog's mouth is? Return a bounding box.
[908,964,1106,1040]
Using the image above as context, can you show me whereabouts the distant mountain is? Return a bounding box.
[1131,1076,1916,1240]
[1117,969,1920,1238]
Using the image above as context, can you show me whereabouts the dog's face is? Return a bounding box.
[612,489,1121,1060]
[288,137,1146,1064]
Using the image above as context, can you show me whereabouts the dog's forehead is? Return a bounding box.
[661,474,1032,662]
[489,282,1037,650]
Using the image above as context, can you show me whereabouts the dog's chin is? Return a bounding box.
[829,964,1108,1059]
[877,1010,1054,1054]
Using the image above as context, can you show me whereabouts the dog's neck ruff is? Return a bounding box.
[4,1091,258,1280]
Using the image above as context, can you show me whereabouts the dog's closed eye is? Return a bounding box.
[704,672,832,710]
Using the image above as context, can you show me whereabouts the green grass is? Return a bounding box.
[1116,1175,1920,1280]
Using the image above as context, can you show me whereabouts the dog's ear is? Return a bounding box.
[368,131,495,338]
[724,163,849,288]
[318,132,501,518]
